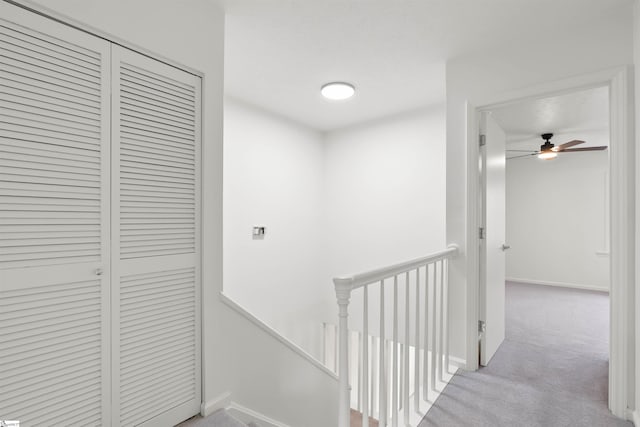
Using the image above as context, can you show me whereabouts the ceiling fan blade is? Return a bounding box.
[552,140,585,151]
[506,149,538,153]
[507,153,538,160]
[559,146,608,152]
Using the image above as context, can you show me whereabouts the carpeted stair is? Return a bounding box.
[177,409,261,427]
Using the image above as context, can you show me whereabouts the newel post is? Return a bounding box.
[334,278,353,427]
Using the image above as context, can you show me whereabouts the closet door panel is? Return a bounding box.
[112,46,201,427]
[0,3,110,426]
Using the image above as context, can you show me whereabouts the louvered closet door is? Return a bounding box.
[111,46,202,427]
[0,3,111,426]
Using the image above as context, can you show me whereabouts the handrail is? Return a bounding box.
[333,244,459,427]
[333,244,459,290]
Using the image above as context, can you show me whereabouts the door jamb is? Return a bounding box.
[464,66,634,419]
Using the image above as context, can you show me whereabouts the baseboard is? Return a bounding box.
[227,402,290,427]
[201,391,231,417]
[200,393,290,426]
[506,277,609,293]
[448,355,466,370]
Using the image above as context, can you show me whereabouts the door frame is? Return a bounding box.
[464,66,634,418]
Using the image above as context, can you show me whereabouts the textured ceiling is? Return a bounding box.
[221,0,631,131]
[489,86,609,152]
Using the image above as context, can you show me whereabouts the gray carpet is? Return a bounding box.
[420,282,632,427]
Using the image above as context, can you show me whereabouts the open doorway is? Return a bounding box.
[436,81,635,425]
[460,67,632,422]
[483,85,614,412]
[423,80,632,425]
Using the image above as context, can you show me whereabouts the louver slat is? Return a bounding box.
[118,61,197,259]
[118,268,196,427]
[0,16,103,271]
[0,5,109,426]
[0,279,104,426]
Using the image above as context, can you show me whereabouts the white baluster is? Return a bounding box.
[444,259,451,374]
[430,262,437,392]
[379,281,387,426]
[322,322,327,366]
[414,268,421,409]
[399,343,404,408]
[371,335,378,418]
[392,275,398,427]
[333,325,340,374]
[423,264,429,401]
[403,272,410,425]
[438,260,445,383]
[363,286,369,427]
[334,279,352,427]
[358,331,363,411]
[386,339,391,419]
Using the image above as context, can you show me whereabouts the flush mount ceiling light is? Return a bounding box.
[321,82,355,100]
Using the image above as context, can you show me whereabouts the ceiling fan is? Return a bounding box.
[506,133,607,160]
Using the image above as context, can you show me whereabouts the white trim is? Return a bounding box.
[506,278,609,293]
[199,395,290,427]
[201,392,231,417]
[219,292,340,381]
[465,66,634,417]
[465,101,481,371]
[608,66,634,419]
[448,355,467,370]
[228,402,291,427]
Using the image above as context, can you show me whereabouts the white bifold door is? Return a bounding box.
[111,46,202,427]
[0,3,201,426]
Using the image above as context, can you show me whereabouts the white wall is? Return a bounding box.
[213,297,338,427]
[445,1,634,412]
[223,101,448,352]
[324,106,447,279]
[446,5,633,365]
[224,98,327,358]
[22,0,228,409]
[323,106,447,340]
[506,141,609,292]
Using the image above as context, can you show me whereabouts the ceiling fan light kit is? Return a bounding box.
[537,133,557,160]
[538,151,557,160]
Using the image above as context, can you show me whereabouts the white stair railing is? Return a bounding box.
[333,245,458,427]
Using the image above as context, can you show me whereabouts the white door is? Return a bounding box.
[111,46,202,427]
[0,3,111,425]
[479,113,506,366]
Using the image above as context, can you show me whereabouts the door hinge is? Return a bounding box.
[479,134,486,147]
[479,227,485,239]
[478,320,486,333]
